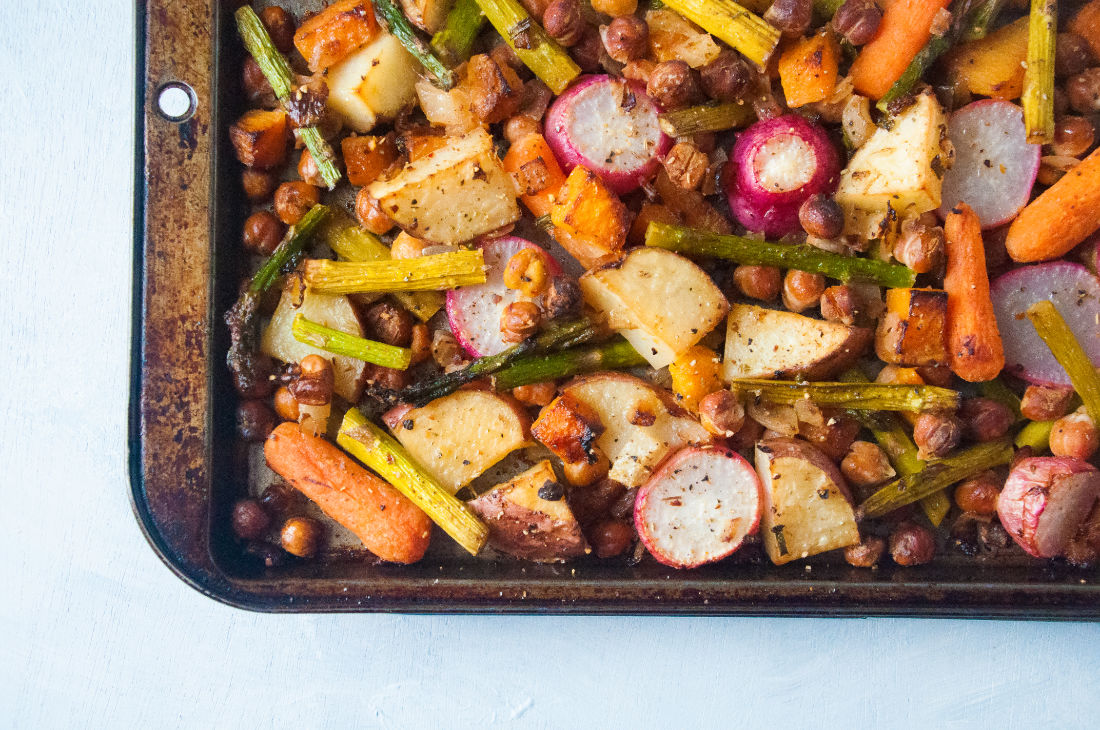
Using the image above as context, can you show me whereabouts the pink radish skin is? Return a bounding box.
[382,403,414,430]
[544,74,671,194]
[725,115,841,237]
[938,100,1041,229]
[997,457,1100,558]
[445,237,562,358]
[634,446,763,569]
[990,262,1100,387]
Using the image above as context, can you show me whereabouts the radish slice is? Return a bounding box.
[725,115,841,237]
[445,237,562,358]
[997,456,1100,558]
[544,74,671,194]
[938,100,1041,229]
[634,446,762,569]
[990,262,1100,387]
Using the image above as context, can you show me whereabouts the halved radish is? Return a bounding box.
[990,262,1100,387]
[634,446,762,569]
[544,74,671,194]
[938,100,1041,229]
[997,456,1100,558]
[445,237,563,358]
[725,115,841,237]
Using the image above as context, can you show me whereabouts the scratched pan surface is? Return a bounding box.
[130,0,1100,616]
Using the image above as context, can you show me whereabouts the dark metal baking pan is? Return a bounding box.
[129,0,1100,616]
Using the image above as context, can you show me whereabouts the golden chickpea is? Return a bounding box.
[273,386,300,422]
[1049,410,1099,460]
[591,0,637,16]
[260,5,296,54]
[274,181,320,225]
[408,324,432,365]
[732,265,781,302]
[840,441,895,488]
[280,516,323,558]
[354,190,394,236]
[290,355,334,406]
[503,249,550,297]
[953,471,1002,516]
[242,210,286,256]
[563,447,611,487]
[390,231,430,260]
[503,115,542,144]
[782,270,826,312]
[500,301,541,342]
[241,168,279,202]
[698,390,745,437]
[297,149,326,188]
[512,381,558,407]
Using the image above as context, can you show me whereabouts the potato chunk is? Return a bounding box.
[327,34,420,133]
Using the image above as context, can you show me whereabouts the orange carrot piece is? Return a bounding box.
[1005,147,1100,262]
[264,423,432,563]
[341,134,400,187]
[944,203,1005,383]
[501,132,567,217]
[850,0,951,99]
[777,32,840,108]
[1069,0,1100,61]
[293,0,380,73]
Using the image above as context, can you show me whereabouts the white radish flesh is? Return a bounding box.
[997,457,1100,558]
[990,262,1100,387]
[634,446,762,569]
[938,100,1041,229]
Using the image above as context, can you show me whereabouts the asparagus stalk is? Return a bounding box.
[1015,419,1055,451]
[961,0,1006,41]
[397,318,601,406]
[979,378,1023,420]
[1022,0,1057,144]
[373,0,457,89]
[860,439,1014,518]
[317,213,444,322]
[493,338,647,390]
[293,314,413,370]
[473,0,580,94]
[234,7,341,189]
[338,409,489,555]
[302,251,487,294]
[250,204,330,294]
[431,0,486,64]
[1026,300,1100,424]
[661,0,780,68]
[729,379,961,412]
[645,222,917,288]
[658,102,756,137]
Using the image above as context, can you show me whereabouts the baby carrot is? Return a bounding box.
[1005,147,1100,262]
[944,203,1005,383]
[263,422,432,564]
[850,0,951,99]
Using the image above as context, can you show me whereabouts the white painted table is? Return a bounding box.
[3,2,1099,727]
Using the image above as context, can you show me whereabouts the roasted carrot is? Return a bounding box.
[501,132,567,217]
[944,203,1005,382]
[1005,148,1100,263]
[849,0,951,99]
[1069,0,1100,60]
[263,422,432,564]
[777,32,840,108]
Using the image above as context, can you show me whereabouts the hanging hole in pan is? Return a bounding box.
[156,81,197,122]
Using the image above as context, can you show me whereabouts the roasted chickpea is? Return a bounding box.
[363,301,413,347]
[913,413,962,459]
[563,447,612,488]
[782,270,826,313]
[503,249,550,297]
[500,301,541,342]
[953,471,1002,516]
[242,210,286,256]
[831,0,882,46]
[700,51,753,103]
[273,181,320,225]
[503,114,542,144]
[432,329,467,371]
[297,149,325,187]
[389,231,429,260]
[1020,385,1073,422]
[273,386,300,422]
[958,397,1014,442]
[893,220,945,274]
[591,0,637,15]
[543,0,584,46]
[732,264,782,302]
[799,410,860,461]
[241,168,279,202]
[237,400,275,442]
[764,0,812,37]
[512,381,558,407]
[889,522,935,566]
[588,519,634,558]
[698,390,746,437]
[280,516,323,558]
[1051,116,1095,158]
[259,482,301,517]
[841,441,894,488]
[844,535,886,568]
[354,188,394,235]
[798,194,845,239]
[915,364,953,388]
[819,285,862,325]
[877,365,925,387]
[603,15,648,64]
[362,363,410,391]
[232,498,271,541]
[570,28,604,73]
[1049,410,1099,460]
[289,354,334,406]
[242,57,275,106]
[646,61,702,111]
[1055,33,1094,79]
[567,478,626,525]
[408,324,431,365]
[1067,68,1100,114]
[260,5,296,54]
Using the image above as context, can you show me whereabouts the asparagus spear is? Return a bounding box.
[1026,300,1100,425]
[645,222,917,288]
[473,0,580,94]
[729,379,961,412]
[373,0,457,89]
[493,338,647,391]
[658,102,756,137]
[960,0,1006,41]
[338,409,489,555]
[251,204,330,294]
[293,314,413,370]
[860,439,1014,518]
[234,7,341,189]
[302,251,486,294]
[431,0,487,64]
[661,0,780,68]
[1022,0,1057,144]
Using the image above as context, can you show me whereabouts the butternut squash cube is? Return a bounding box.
[229,109,288,169]
[875,287,949,366]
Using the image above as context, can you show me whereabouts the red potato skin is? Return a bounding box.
[468,490,589,562]
[757,437,855,504]
[634,446,763,569]
[997,456,1100,558]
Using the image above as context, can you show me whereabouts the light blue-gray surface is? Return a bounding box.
[3,2,1098,728]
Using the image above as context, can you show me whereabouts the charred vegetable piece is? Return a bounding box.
[251,204,329,295]
[997,456,1100,557]
[292,313,413,370]
[532,394,606,465]
[292,0,380,72]
[549,166,633,268]
[339,408,489,555]
[660,0,780,68]
[302,250,487,294]
[875,288,949,367]
[473,0,580,94]
[728,379,960,412]
[229,110,288,169]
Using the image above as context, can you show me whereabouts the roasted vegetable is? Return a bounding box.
[875,288,948,367]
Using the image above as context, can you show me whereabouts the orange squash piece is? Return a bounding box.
[943,17,1029,101]
[875,287,949,366]
[341,133,400,186]
[293,0,380,73]
[549,166,632,269]
[778,32,840,108]
[532,394,606,465]
[229,109,288,169]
